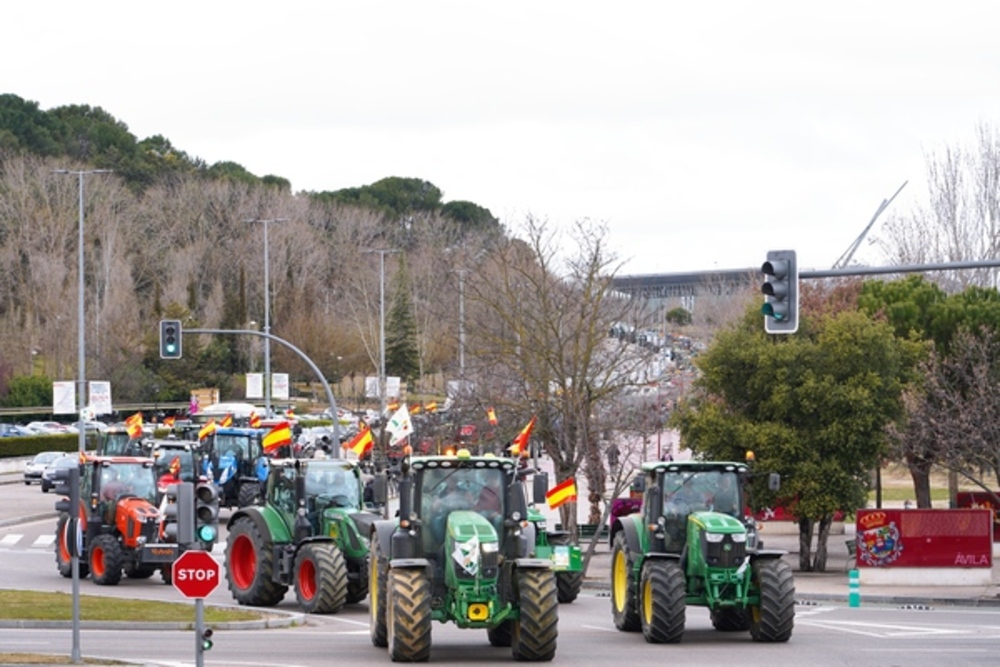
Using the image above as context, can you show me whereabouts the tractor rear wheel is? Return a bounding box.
[124,563,156,579]
[55,514,89,579]
[711,607,750,631]
[611,531,640,631]
[387,568,432,662]
[511,568,558,661]
[487,620,513,647]
[237,482,261,508]
[347,576,367,604]
[225,516,288,606]
[749,558,795,642]
[369,532,389,648]
[639,560,685,643]
[89,534,123,586]
[294,542,348,614]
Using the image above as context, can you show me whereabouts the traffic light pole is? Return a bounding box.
[183,328,342,451]
[195,598,206,667]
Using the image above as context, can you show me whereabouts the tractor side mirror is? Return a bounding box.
[532,472,549,505]
[768,473,781,492]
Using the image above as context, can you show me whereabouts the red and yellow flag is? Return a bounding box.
[344,424,374,456]
[125,412,143,439]
[285,408,296,419]
[409,404,423,415]
[198,420,217,440]
[509,415,536,456]
[263,421,293,452]
[219,413,233,428]
[387,400,400,412]
[425,401,437,413]
[249,410,262,429]
[546,477,577,510]
[486,407,498,426]
[163,416,176,428]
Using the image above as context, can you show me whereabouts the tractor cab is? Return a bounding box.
[653,464,745,553]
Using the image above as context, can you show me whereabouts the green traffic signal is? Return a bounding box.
[200,628,214,651]
[761,250,798,334]
[159,319,183,359]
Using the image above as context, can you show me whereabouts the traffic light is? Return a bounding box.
[199,627,214,652]
[159,319,183,359]
[53,466,79,515]
[194,482,220,545]
[761,250,799,334]
[162,482,194,544]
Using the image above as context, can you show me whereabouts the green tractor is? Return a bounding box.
[610,460,794,644]
[369,450,559,662]
[224,457,378,613]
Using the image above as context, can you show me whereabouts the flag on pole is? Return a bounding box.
[198,420,217,440]
[249,410,262,429]
[163,416,176,428]
[125,412,143,439]
[509,415,536,456]
[344,424,374,456]
[409,404,423,415]
[385,404,414,446]
[546,477,578,509]
[189,395,199,415]
[486,407,498,426]
[263,421,293,452]
[219,413,233,428]
[425,401,438,413]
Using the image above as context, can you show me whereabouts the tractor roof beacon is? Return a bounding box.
[368,450,559,662]
[609,459,795,644]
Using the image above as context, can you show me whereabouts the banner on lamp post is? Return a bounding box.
[246,373,263,399]
[88,381,112,415]
[53,381,76,415]
[272,373,289,400]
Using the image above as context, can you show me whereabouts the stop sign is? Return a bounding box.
[172,550,220,599]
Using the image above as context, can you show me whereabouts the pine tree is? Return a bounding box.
[385,255,420,383]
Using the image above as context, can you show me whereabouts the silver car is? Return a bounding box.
[40,454,80,493]
[23,451,62,485]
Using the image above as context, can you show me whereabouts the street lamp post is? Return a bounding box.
[54,167,110,664]
[248,218,288,417]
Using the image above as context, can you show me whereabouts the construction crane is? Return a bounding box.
[832,181,908,269]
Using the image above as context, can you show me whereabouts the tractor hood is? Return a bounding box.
[689,510,747,535]
[446,510,500,579]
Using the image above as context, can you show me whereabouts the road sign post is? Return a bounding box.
[172,550,220,667]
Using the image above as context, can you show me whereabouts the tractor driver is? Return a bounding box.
[426,473,475,549]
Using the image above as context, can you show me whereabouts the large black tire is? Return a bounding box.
[294,543,349,614]
[387,568,432,662]
[639,560,686,644]
[54,514,89,579]
[161,567,173,585]
[225,516,288,606]
[548,533,583,604]
[89,534,123,586]
[610,531,640,631]
[488,620,513,647]
[749,558,795,642]
[511,568,558,661]
[369,532,389,648]
[711,607,751,632]
[237,482,261,508]
[124,563,157,579]
[347,575,368,604]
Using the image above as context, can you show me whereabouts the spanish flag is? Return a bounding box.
[219,413,233,428]
[425,401,437,413]
[198,420,217,440]
[410,404,423,415]
[249,410,262,429]
[263,421,293,452]
[163,416,176,428]
[344,424,373,456]
[546,477,577,509]
[509,415,536,456]
[486,407,498,426]
[125,412,143,439]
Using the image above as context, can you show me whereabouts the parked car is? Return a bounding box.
[23,451,63,485]
[24,421,74,435]
[40,454,80,493]
[0,424,31,437]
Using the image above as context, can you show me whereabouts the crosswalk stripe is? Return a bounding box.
[32,535,55,548]
[0,534,21,547]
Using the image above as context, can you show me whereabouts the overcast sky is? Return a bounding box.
[6,1,1000,275]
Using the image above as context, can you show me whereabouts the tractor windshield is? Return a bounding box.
[662,470,741,517]
[98,462,157,504]
[215,434,251,460]
[305,463,360,509]
[420,467,505,551]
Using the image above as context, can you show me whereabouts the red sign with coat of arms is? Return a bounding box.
[854,509,993,568]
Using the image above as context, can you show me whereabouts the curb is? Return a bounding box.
[0,511,57,528]
[0,607,308,631]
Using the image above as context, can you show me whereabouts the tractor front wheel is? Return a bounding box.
[548,533,583,604]
[640,559,685,643]
[387,568,432,662]
[237,482,261,508]
[611,531,640,631]
[369,532,389,648]
[55,514,89,579]
[511,568,558,661]
[749,558,795,642]
[487,620,513,647]
[711,607,750,632]
[89,534,123,586]
[225,516,288,606]
[294,543,348,614]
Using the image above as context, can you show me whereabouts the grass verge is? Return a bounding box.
[0,589,261,622]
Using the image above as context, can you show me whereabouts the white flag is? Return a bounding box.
[385,404,413,446]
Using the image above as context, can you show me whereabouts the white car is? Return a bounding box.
[23,451,62,485]
[24,421,74,435]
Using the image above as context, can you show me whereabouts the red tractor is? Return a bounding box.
[54,454,182,585]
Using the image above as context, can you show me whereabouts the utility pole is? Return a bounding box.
[247,218,288,416]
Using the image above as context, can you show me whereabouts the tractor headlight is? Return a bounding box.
[731,533,746,543]
[481,542,499,554]
[705,532,725,543]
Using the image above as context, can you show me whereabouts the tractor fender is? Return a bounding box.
[611,513,644,555]
[226,506,277,545]
[749,549,788,563]
[371,519,399,559]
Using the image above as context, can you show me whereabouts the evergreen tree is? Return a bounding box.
[385,255,420,383]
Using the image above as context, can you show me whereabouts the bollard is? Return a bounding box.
[848,568,861,607]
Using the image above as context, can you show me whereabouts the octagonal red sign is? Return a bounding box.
[172,550,220,599]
